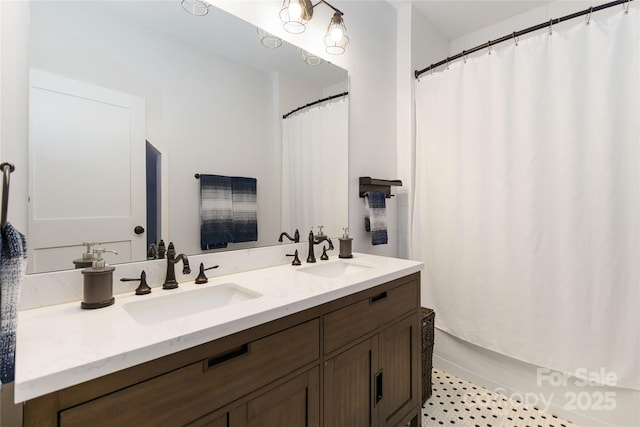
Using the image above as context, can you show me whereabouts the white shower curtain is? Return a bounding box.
[412,9,639,390]
[281,97,348,238]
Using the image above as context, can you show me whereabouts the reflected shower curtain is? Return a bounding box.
[412,9,639,390]
[281,97,348,237]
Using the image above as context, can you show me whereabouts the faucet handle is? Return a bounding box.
[147,243,157,260]
[316,225,325,237]
[195,263,219,284]
[121,270,151,295]
[287,250,302,266]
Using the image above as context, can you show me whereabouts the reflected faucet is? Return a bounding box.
[162,242,191,289]
[279,229,300,243]
[307,230,334,263]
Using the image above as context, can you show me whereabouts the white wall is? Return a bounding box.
[0,1,29,233]
[394,2,450,260]
[412,2,640,426]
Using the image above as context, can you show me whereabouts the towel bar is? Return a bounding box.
[359,177,402,199]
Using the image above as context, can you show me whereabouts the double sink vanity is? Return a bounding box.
[15,250,423,426]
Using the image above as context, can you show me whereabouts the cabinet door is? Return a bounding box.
[379,314,420,426]
[324,337,380,427]
[230,367,319,427]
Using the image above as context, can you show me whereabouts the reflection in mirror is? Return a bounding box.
[27,1,349,273]
[281,95,348,240]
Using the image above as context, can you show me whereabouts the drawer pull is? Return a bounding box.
[205,344,249,370]
[370,291,388,304]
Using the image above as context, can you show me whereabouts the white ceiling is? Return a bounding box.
[409,1,550,40]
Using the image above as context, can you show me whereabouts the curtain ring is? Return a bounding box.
[431,64,434,76]
[624,0,630,14]
[548,19,553,35]
[446,57,450,70]
[586,6,593,24]
[512,31,519,46]
[462,50,468,64]
[487,41,492,55]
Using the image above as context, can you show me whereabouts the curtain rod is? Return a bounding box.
[415,0,633,79]
[282,91,348,119]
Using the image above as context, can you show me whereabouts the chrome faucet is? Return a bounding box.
[162,242,191,289]
[307,230,334,263]
[278,229,300,243]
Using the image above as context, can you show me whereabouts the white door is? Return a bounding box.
[28,69,146,273]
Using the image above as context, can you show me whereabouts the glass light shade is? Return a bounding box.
[324,13,349,55]
[256,27,283,49]
[181,0,210,16]
[280,0,314,34]
[301,49,324,66]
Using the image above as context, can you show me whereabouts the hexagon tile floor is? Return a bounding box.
[422,369,580,427]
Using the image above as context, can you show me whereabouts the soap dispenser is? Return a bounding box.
[73,242,97,269]
[81,248,118,309]
[339,228,353,259]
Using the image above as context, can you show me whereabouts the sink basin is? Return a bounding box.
[123,284,261,325]
[298,261,373,278]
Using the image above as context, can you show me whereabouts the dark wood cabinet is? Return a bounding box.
[323,314,420,427]
[56,319,319,427]
[231,367,319,427]
[23,273,421,427]
[189,367,319,427]
[324,337,380,427]
[380,315,420,426]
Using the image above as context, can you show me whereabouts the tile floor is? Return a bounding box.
[422,369,580,427]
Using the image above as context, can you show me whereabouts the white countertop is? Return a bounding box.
[15,253,422,403]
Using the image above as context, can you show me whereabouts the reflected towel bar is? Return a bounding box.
[359,177,402,199]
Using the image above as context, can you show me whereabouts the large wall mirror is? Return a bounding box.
[27,1,349,273]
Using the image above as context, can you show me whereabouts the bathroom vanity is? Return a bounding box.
[15,254,423,426]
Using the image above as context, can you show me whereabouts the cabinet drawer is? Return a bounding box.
[324,280,418,354]
[59,319,319,427]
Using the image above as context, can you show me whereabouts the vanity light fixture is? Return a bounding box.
[181,0,210,16]
[280,0,349,55]
[323,12,349,55]
[280,0,314,34]
[301,49,324,66]
[257,27,283,49]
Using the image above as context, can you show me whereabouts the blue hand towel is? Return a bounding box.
[364,191,388,245]
[0,223,28,384]
[200,174,233,250]
[231,177,258,243]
